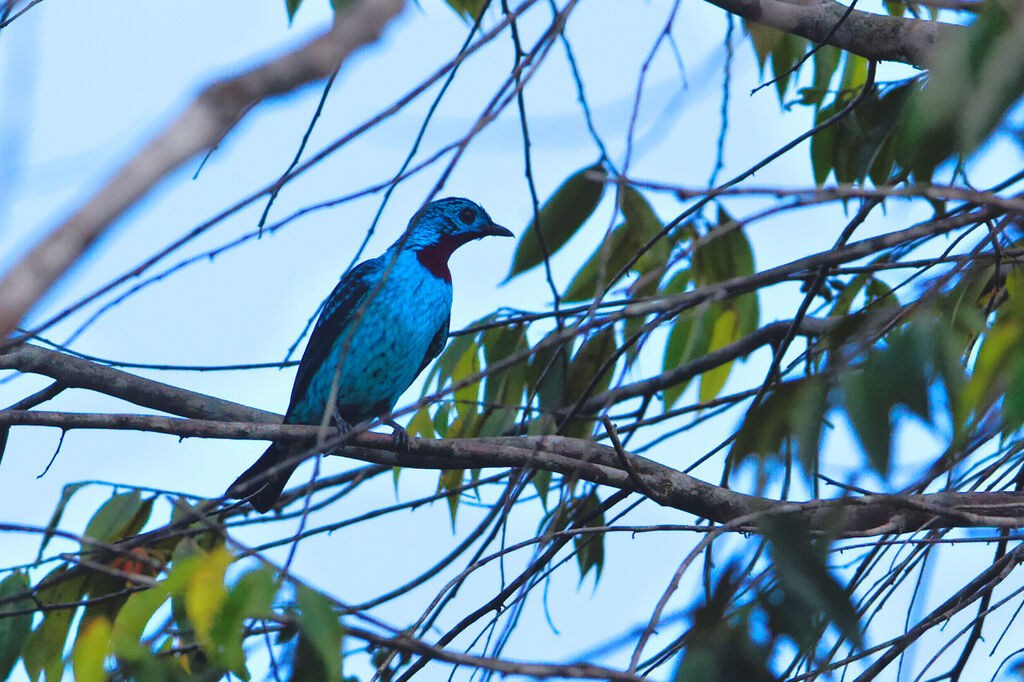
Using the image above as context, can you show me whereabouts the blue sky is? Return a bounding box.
[4,0,1023,679]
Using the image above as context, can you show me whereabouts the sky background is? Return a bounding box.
[3,0,1023,679]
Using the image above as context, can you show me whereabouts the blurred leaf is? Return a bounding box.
[0,572,33,681]
[814,79,916,185]
[285,0,302,23]
[482,323,527,406]
[296,586,344,682]
[528,333,569,415]
[506,163,606,280]
[761,516,861,647]
[72,617,110,682]
[663,303,716,409]
[408,407,434,439]
[692,208,755,285]
[184,547,233,653]
[771,32,807,100]
[731,376,828,472]
[532,469,552,509]
[840,325,931,476]
[111,586,170,660]
[438,469,465,525]
[444,0,487,21]
[82,491,152,550]
[698,308,738,402]
[207,567,278,677]
[900,4,1024,176]
[572,491,605,583]
[37,481,87,561]
[451,341,481,421]
[810,45,841,108]
[672,566,776,682]
[22,565,86,682]
[744,20,779,69]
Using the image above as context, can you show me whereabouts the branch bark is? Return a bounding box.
[0,0,405,339]
[705,0,960,68]
[3,409,1023,536]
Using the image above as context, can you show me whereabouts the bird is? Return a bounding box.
[226,197,512,512]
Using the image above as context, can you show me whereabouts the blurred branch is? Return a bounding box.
[3,409,1024,536]
[0,0,405,339]
[705,0,959,68]
[0,343,275,422]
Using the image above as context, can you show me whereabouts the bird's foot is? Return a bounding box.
[382,415,412,451]
[332,408,353,444]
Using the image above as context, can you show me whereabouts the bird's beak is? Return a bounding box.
[480,222,514,238]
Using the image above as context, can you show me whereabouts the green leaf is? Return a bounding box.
[770,32,807,100]
[563,187,665,302]
[208,567,278,677]
[662,302,716,409]
[506,163,606,280]
[82,491,149,549]
[761,516,862,647]
[285,0,302,23]
[37,482,87,561]
[698,308,739,403]
[184,547,233,655]
[572,491,605,583]
[731,376,828,472]
[72,617,110,682]
[295,586,344,682]
[692,208,755,285]
[111,586,170,660]
[438,469,464,525]
[444,0,487,20]
[451,341,481,420]
[900,3,1024,175]
[22,566,87,682]
[528,332,569,414]
[0,572,33,681]
[532,469,552,509]
[564,328,618,438]
[673,567,776,682]
[811,45,841,108]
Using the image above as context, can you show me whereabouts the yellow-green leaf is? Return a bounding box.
[184,547,232,647]
[698,308,739,402]
[72,618,110,682]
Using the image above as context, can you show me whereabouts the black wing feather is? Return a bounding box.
[417,314,450,376]
[286,257,383,417]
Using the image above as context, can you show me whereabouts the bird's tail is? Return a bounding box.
[225,441,301,513]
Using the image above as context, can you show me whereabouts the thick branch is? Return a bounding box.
[0,0,405,338]
[706,0,959,68]
[3,409,1023,536]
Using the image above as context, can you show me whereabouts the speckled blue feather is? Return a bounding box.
[227,197,511,512]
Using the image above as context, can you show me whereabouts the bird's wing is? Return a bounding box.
[417,314,450,376]
[286,257,385,415]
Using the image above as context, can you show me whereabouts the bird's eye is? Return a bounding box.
[458,207,476,225]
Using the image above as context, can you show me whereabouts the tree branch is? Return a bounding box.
[704,0,959,68]
[3,409,1023,536]
[0,0,405,339]
[0,343,275,423]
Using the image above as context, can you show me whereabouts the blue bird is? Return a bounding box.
[227,197,512,512]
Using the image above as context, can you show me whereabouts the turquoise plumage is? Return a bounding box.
[227,198,511,512]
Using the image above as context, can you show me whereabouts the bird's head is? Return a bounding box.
[398,197,513,281]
